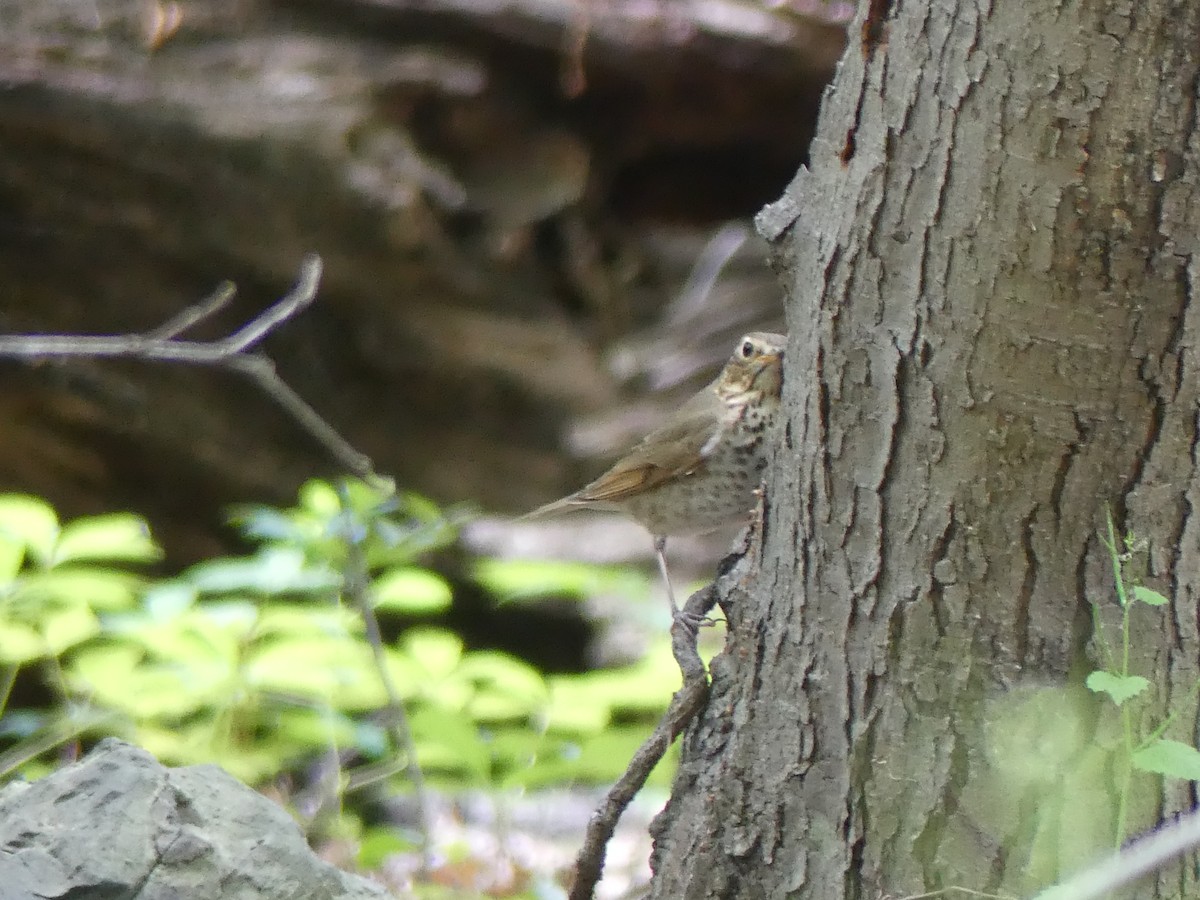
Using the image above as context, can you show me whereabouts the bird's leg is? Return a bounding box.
[654,535,706,634]
[653,534,679,614]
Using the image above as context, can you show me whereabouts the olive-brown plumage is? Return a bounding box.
[525,332,785,619]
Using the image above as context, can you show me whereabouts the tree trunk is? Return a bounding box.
[648,0,1200,897]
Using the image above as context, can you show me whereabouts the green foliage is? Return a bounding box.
[0,482,676,815]
[476,557,651,604]
[1082,510,1200,849]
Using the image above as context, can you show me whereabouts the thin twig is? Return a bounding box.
[145,281,237,340]
[569,584,717,900]
[335,482,434,874]
[0,255,375,478]
[225,355,375,478]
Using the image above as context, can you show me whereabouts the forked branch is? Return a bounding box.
[568,583,716,900]
[0,255,375,479]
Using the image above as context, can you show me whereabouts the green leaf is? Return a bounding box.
[0,620,46,664]
[1085,670,1150,706]
[1133,739,1200,781]
[246,636,384,710]
[1133,585,1169,606]
[0,535,24,582]
[13,568,143,613]
[52,514,162,565]
[372,568,452,614]
[357,826,418,869]
[228,507,306,544]
[253,603,359,639]
[185,548,340,596]
[142,581,199,619]
[67,645,227,719]
[40,606,100,654]
[272,707,360,750]
[297,479,345,519]
[475,558,650,603]
[407,704,490,781]
[401,629,462,679]
[544,680,611,735]
[0,495,59,568]
[455,652,547,722]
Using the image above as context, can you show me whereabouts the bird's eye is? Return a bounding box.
[740,339,755,358]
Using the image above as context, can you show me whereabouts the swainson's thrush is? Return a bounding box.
[524,332,785,621]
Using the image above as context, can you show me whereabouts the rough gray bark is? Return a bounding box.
[649,0,1200,897]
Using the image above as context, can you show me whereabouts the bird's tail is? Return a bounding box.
[515,495,583,522]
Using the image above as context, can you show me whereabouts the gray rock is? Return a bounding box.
[0,739,389,900]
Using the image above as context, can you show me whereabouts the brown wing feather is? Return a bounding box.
[521,377,726,518]
[569,384,723,503]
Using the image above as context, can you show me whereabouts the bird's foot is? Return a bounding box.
[670,607,706,638]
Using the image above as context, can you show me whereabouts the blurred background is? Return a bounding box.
[0,0,847,894]
[0,0,846,568]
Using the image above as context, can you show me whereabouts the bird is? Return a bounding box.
[522,332,785,624]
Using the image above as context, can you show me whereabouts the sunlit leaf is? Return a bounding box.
[272,707,359,750]
[0,536,24,582]
[185,548,340,596]
[52,514,161,565]
[474,558,650,603]
[544,680,610,735]
[195,600,260,636]
[246,636,384,710]
[141,720,286,783]
[402,492,443,524]
[0,620,46,664]
[66,643,141,687]
[297,479,343,518]
[401,629,463,679]
[1085,670,1150,706]
[253,603,359,639]
[457,652,547,721]
[484,727,546,780]
[408,704,489,780]
[573,727,674,786]
[13,568,143,612]
[373,568,452,614]
[1133,739,1200,781]
[228,507,306,544]
[41,606,100,655]
[67,644,226,718]
[1132,585,1169,607]
[142,581,199,619]
[357,826,418,869]
[0,495,59,568]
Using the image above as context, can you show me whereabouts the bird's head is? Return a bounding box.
[717,332,785,401]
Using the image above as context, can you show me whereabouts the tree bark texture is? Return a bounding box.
[649,0,1200,897]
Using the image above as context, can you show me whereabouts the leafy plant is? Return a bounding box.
[1084,510,1200,850]
[0,483,677,831]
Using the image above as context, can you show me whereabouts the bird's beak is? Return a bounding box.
[748,351,782,390]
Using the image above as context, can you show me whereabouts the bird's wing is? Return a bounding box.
[570,385,726,503]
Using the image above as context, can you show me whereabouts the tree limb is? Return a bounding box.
[0,255,376,479]
[568,583,717,900]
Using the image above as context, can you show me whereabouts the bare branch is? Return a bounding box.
[226,355,376,479]
[145,280,237,340]
[568,584,716,900]
[335,481,434,875]
[0,255,376,479]
[0,255,324,362]
[216,257,322,355]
